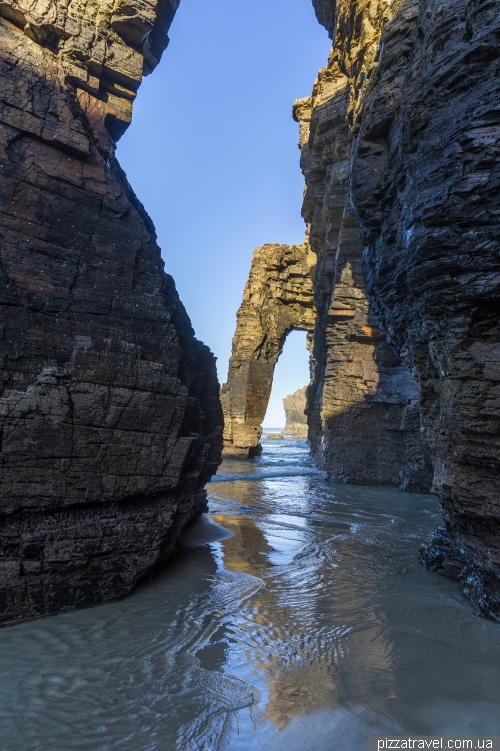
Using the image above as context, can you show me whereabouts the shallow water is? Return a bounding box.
[1,438,500,750]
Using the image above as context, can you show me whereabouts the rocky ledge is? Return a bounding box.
[0,0,222,625]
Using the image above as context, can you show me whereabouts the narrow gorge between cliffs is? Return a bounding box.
[0,0,500,746]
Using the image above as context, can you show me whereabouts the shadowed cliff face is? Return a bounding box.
[0,0,222,625]
[223,53,430,488]
[294,51,432,491]
[311,0,500,619]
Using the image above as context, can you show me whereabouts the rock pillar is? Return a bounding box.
[283,387,308,438]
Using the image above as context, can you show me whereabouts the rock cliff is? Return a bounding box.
[222,0,500,618]
[294,52,432,490]
[310,0,500,618]
[283,387,308,438]
[0,0,222,625]
[221,242,315,457]
[223,50,430,489]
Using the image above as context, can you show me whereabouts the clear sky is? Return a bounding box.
[117,0,330,427]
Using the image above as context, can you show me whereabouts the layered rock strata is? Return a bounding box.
[311,0,500,618]
[223,49,430,488]
[221,242,315,457]
[223,51,431,489]
[294,52,432,490]
[0,0,222,625]
[282,387,308,439]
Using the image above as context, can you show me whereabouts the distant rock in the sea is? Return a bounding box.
[283,387,308,439]
[266,434,284,441]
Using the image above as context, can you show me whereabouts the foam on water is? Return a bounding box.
[1,437,499,750]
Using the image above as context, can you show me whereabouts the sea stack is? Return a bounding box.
[283,387,308,439]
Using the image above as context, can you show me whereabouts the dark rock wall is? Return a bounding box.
[0,2,222,625]
[311,0,500,619]
[222,46,431,490]
[294,52,432,491]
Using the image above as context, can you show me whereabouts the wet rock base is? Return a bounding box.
[421,527,500,623]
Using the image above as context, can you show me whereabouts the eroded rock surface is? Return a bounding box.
[221,242,315,457]
[0,1,222,625]
[283,387,308,439]
[224,49,430,489]
[0,0,177,139]
[311,0,500,618]
[294,52,431,490]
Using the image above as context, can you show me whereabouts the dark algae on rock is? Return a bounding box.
[0,0,222,625]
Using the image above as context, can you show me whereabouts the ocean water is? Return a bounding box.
[1,438,499,750]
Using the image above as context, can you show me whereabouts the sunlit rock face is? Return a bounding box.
[221,243,315,458]
[295,52,432,490]
[283,387,308,439]
[311,0,500,619]
[0,0,222,625]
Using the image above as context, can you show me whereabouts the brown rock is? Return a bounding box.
[283,386,308,439]
[294,50,432,491]
[0,2,222,625]
[223,46,430,490]
[266,434,284,441]
[221,242,315,458]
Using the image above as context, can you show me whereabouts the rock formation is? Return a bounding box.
[293,52,432,490]
[220,0,500,619]
[223,53,431,490]
[0,0,222,625]
[282,386,308,438]
[221,242,315,457]
[309,0,500,618]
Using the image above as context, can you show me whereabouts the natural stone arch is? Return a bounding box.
[221,241,315,457]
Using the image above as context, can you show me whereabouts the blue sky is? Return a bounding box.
[118,0,330,426]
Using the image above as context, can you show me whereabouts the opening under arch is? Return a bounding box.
[263,330,310,430]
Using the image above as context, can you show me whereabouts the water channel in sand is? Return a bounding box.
[1,438,500,750]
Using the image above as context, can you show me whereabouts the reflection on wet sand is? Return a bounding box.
[209,469,397,731]
[210,509,341,728]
